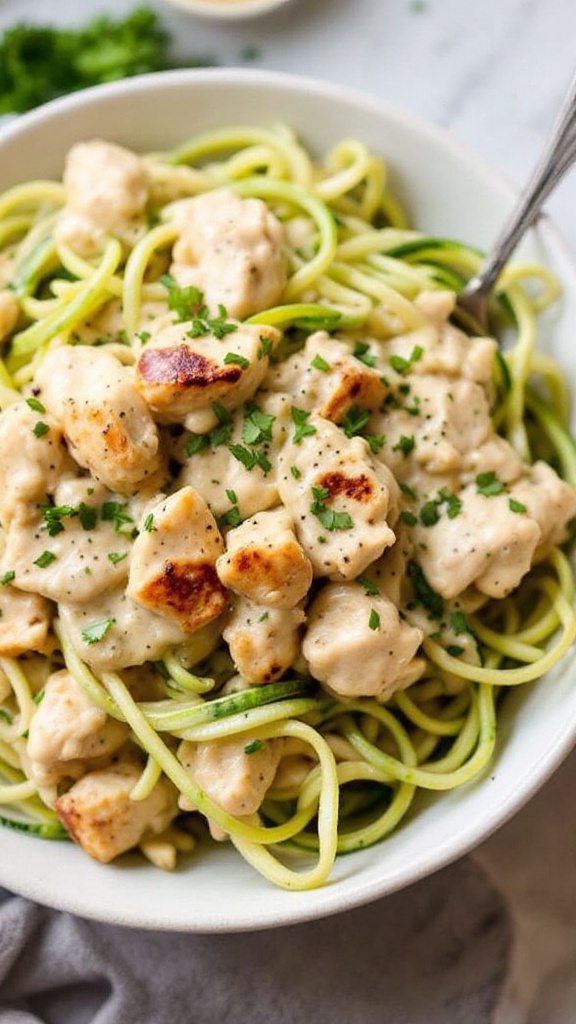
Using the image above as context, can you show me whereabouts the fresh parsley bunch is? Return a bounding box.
[0,6,215,115]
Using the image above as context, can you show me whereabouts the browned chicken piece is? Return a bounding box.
[303,581,425,701]
[35,345,163,494]
[167,187,287,319]
[127,486,228,634]
[55,139,150,257]
[264,330,386,423]
[223,596,305,684]
[177,734,283,817]
[216,507,313,608]
[135,321,280,431]
[56,760,178,863]
[277,413,398,580]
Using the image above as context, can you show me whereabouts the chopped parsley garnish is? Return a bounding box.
[392,434,415,456]
[228,444,272,475]
[290,465,301,479]
[446,644,465,657]
[108,551,128,565]
[33,550,56,568]
[39,502,79,537]
[78,502,98,530]
[188,303,237,341]
[419,500,440,527]
[310,485,353,531]
[1,570,15,586]
[244,739,264,755]
[223,351,250,369]
[26,397,46,413]
[184,433,210,457]
[476,471,505,497]
[356,574,380,595]
[291,407,317,444]
[400,510,418,527]
[353,341,377,367]
[81,618,116,645]
[226,489,238,505]
[184,403,235,457]
[310,353,331,372]
[143,513,155,532]
[32,421,49,438]
[368,608,381,631]
[389,345,424,375]
[407,562,444,620]
[450,610,470,635]
[242,404,275,445]
[509,497,527,514]
[161,275,205,322]
[101,501,135,535]
[438,488,462,520]
[219,505,242,528]
[257,335,273,360]
[342,404,370,439]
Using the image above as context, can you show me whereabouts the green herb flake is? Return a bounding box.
[0,571,15,586]
[244,738,264,755]
[143,513,155,533]
[291,407,317,444]
[290,465,302,480]
[101,501,135,535]
[389,345,424,375]
[310,354,331,372]
[353,341,377,367]
[392,434,415,457]
[419,501,440,527]
[356,574,380,596]
[223,351,250,370]
[342,404,370,439]
[33,550,56,568]
[78,502,98,530]
[509,497,527,514]
[310,485,353,531]
[26,397,46,413]
[407,562,444,620]
[81,618,116,646]
[476,471,505,497]
[257,335,273,360]
[242,405,275,445]
[161,274,205,322]
[400,510,418,527]
[450,611,470,635]
[32,421,49,438]
[368,608,381,631]
[228,444,272,475]
[108,551,128,565]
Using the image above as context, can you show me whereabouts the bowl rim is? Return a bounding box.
[158,0,294,18]
[1,66,576,932]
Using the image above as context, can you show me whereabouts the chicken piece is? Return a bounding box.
[55,139,150,257]
[26,669,128,787]
[0,290,19,341]
[0,401,76,527]
[35,345,163,494]
[223,596,304,683]
[507,461,576,555]
[177,735,283,816]
[216,508,313,608]
[167,188,287,319]
[373,375,493,480]
[412,484,542,599]
[58,586,191,673]
[55,760,178,864]
[385,318,497,386]
[174,392,290,520]
[1,478,132,605]
[264,331,386,423]
[413,288,457,328]
[127,486,228,634]
[135,321,280,431]
[459,435,524,487]
[0,584,51,656]
[277,413,398,580]
[303,581,425,700]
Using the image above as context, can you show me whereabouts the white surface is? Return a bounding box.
[0,69,576,943]
[157,0,295,23]
[0,0,575,1015]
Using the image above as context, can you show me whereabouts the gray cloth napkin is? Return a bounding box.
[0,857,511,1024]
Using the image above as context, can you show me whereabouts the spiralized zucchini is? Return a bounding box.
[0,123,574,892]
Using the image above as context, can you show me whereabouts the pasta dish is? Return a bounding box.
[0,124,574,890]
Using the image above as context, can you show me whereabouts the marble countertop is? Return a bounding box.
[1,0,576,1021]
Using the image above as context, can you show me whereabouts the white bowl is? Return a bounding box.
[1,68,575,933]
[158,0,294,20]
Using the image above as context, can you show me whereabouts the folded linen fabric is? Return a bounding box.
[0,857,510,1024]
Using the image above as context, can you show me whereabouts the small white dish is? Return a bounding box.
[0,68,575,933]
[158,0,295,20]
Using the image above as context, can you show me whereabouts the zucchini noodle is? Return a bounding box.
[0,123,574,892]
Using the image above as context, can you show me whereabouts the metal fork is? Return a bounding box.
[457,67,576,331]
